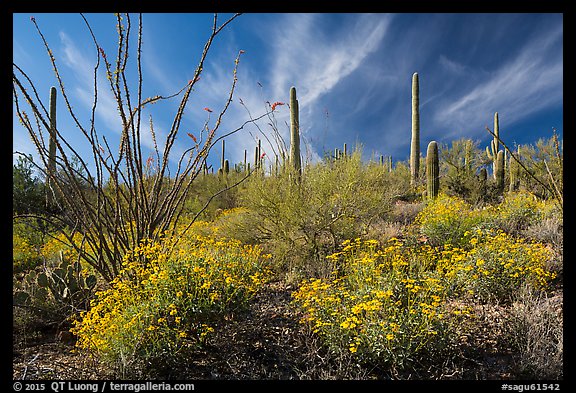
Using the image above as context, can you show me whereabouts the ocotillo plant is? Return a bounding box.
[289,86,301,181]
[495,150,505,193]
[410,72,420,186]
[486,112,500,179]
[47,86,57,208]
[426,141,439,199]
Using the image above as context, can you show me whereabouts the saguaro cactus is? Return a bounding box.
[220,139,226,172]
[243,149,247,174]
[47,86,58,208]
[290,86,302,181]
[486,112,500,179]
[495,150,505,193]
[509,145,521,192]
[411,73,420,186]
[426,141,439,199]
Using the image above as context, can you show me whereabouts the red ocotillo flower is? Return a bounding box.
[187,132,197,143]
[271,102,285,111]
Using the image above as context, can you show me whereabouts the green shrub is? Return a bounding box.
[236,148,402,280]
[414,194,485,247]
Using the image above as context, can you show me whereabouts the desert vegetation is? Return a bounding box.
[13,13,562,380]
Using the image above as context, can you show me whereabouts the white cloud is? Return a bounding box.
[434,25,563,139]
[269,14,391,108]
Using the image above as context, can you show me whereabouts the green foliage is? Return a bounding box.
[414,194,486,247]
[236,148,403,280]
[13,155,45,215]
[440,138,488,204]
[515,136,563,201]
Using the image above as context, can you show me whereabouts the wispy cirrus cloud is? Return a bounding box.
[434,24,563,140]
[177,14,393,168]
[268,14,392,109]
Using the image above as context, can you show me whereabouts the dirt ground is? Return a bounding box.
[12,281,563,380]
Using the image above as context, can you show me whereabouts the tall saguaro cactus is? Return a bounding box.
[220,139,226,172]
[47,86,58,208]
[410,72,420,186]
[289,86,301,181]
[486,112,500,179]
[495,150,505,193]
[426,141,439,199]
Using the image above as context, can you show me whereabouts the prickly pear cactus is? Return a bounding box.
[13,257,97,319]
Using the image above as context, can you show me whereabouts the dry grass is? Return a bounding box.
[506,286,563,379]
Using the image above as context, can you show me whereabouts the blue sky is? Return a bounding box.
[13,13,563,175]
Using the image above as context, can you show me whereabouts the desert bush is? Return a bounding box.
[70,228,273,377]
[236,149,401,280]
[506,286,563,379]
[13,219,44,273]
[291,220,558,372]
[489,191,546,234]
[414,194,486,247]
[437,229,557,303]
[291,238,471,371]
